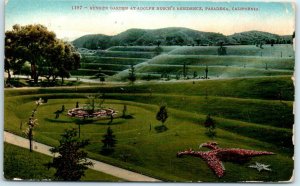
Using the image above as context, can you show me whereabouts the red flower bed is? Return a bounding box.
[67,108,117,119]
[177,142,274,177]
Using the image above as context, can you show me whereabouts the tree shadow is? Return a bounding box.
[121,115,135,119]
[74,119,95,125]
[73,118,127,126]
[44,118,73,124]
[154,125,168,133]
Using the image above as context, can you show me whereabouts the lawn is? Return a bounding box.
[168,45,294,57]
[4,76,294,182]
[4,43,295,182]
[134,64,292,78]
[147,55,294,70]
[107,46,180,53]
[4,143,123,181]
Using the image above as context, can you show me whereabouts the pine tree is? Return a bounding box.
[128,64,136,84]
[156,105,168,125]
[47,128,93,181]
[101,127,117,154]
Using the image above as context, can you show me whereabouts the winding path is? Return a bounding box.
[4,131,160,182]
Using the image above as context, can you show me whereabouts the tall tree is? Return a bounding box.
[195,39,201,46]
[24,98,44,152]
[205,64,208,79]
[122,104,127,118]
[101,127,117,154]
[128,64,136,84]
[155,40,162,47]
[183,62,187,79]
[156,105,168,125]
[5,24,80,84]
[47,128,93,181]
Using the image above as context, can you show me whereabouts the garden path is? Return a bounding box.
[4,131,160,182]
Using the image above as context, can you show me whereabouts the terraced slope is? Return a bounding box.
[108,45,294,81]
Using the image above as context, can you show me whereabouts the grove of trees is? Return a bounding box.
[5,24,81,85]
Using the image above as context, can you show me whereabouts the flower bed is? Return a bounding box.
[67,108,117,119]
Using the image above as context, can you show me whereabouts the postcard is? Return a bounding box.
[4,0,295,182]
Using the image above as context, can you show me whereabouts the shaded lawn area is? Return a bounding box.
[4,143,123,181]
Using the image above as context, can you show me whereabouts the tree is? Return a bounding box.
[128,64,136,84]
[204,114,216,138]
[100,76,105,84]
[96,68,106,84]
[24,98,44,152]
[204,114,215,128]
[270,39,275,47]
[205,64,208,79]
[47,128,93,181]
[5,24,80,84]
[101,127,117,154]
[154,46,163,55]
[217,41,227,55]
[155,40,162,47]
[183,62,187,79]
[195,39,201,46]
[260,42,264,49]
[122,104,127,118]
[193,71,198,79]
[156,105,168,125]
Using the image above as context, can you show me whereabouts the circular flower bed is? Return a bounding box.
[67,108,117,119]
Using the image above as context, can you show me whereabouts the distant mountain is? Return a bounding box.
[73,34,112,50]
[227,31,293,45]
[72,28,292,49]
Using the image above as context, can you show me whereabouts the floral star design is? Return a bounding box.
[249,162,272,172]
[177,142,274,177]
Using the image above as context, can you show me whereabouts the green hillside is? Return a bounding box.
[228,30,293,45]
[169,45,294,57]
[72,28,292,50]
[146,55,294,70]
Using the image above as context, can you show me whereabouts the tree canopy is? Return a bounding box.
[47,128,92,181]
[5,24,80,85]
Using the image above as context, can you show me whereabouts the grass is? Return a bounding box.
[135,64,292,78]
[96,50,155,59]
[4,44,295,182]
[147,55,294,70]
[81,56,148,65]
[4,143,123,181]
[4,84,294,181]
[81,63,129,71]
[5,76,294,101]
[107,46,180,53]
[169,45,294,57]
[71,69,118,76]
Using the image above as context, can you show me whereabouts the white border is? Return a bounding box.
[0,0,298,186]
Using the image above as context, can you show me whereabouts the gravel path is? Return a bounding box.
[4,131,160,182]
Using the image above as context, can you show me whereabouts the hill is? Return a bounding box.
[73,34,112,50]
[227,30,293,45]
[72,28,292,49]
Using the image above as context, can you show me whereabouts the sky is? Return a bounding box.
[5,0,295,41]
